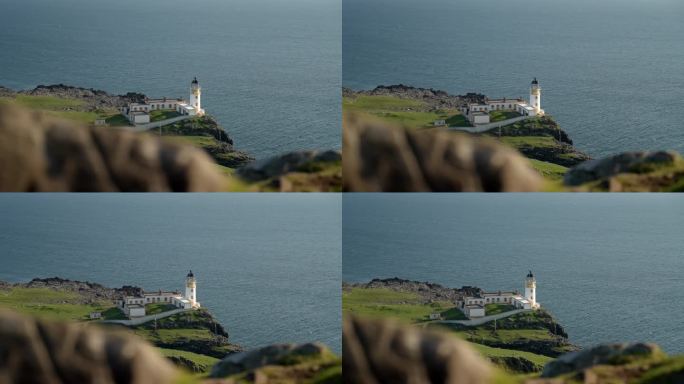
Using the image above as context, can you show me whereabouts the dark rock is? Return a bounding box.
[0,86,16,98]
[0,308,176,384]
[0,104,225,191]
[343,315,491,384]
[19,84,145,111]
[343,113,542,192]
[209,342,328,378]
[489,356,540,373]
[166,355,208,373]
[541,343,663,378]
[564,150,680,186]
[236,150,341,182]
[344,278,474,303]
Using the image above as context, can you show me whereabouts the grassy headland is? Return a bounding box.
[343,280,575,375]
[0,280,237,375]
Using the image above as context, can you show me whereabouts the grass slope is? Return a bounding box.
[343,95,469,129]
[0,287,122,321]
[342,287,466,323]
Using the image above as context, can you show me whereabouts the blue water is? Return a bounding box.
[0,194,342,352]
[343,0,684,158]
[0,0,341,159]
[343,194,684,353]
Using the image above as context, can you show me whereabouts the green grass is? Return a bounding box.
[105,114,131,126]
[146,303,177,315]
[455,329,558,344]
[0,287,116,321]
[469,342,553,367]
[9,95,85,109]
[150,109,181,122]
[343,95,468,129]
[528,159,568,181]
[342,287,465,323]
[159,347,219,372]
[162,135,218,147]
[0,95,122,125]
[101,307,127,320]
[490,110,521,122]
[485,304,517,315]
[446,113,471,127]
[134,328,218,344]
[499,136,558,149]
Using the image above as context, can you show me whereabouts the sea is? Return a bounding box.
[343,0,684,158]
[0,194,342,352]
[343,193,684,354]
[0,0,341,159]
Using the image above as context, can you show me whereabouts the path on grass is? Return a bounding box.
[435,309,530,326]
[449,116,531,133]
[132,115,192,131]
[101,308,190,326]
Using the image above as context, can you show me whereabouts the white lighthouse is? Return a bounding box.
[529,78,543,116]
[524,270,538,309]
[185,270,198,307]
[190,77,204,116]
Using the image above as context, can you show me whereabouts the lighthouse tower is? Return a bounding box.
[190,77,204,115]
[185,270,198,307]
[525,271,538,309]
[529,78,542,115]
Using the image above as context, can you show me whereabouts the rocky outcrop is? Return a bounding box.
[564,150,681,188]
[158,115,254,168]
[237,150,340,182]
[0,86,16,98]
[489,356,541,373]
[18,84,144,110]
[541,343,664,378]
[210,343,329,378]
[235,149,342,192]
[166,355,208,373]
[1,277,143,303]
[0,309,177,384]
[343,315,492,384]
[343,113,542,192]
[346,85,479,110]
[0,104,225,191]
[344,278,479,303]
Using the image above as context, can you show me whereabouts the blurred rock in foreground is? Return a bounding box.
[0,104,224,191]
[343,113,542,192]
[0,309,176,384]
[343,315,492,384]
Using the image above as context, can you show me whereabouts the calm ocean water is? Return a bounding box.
[0,0,341,159]
[343,0,684,158]
[343,194,684,353]
[0,194,341,352]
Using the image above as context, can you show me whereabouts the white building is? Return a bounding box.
[117,270,201,318]
[460,79,546,125]
[121,77,206,124]
[458,271,540,319]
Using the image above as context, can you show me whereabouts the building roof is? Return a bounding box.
[143,291,180,296]
[146,98,183,104]
[527,270,534,278]
[482,291,517,296]
[187,270,194,278]
[465,304,484,309]
[192,77,199,85]
[532,78,539,85]
[127,304,144,309]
